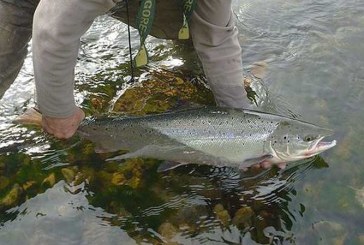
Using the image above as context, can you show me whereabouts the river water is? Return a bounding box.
[0,0,364,244]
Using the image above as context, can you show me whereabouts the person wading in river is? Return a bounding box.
[0,0,250,139]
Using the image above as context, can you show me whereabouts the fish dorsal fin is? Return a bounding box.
[157,161,188,172]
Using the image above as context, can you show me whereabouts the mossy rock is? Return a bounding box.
[112,69,214,115]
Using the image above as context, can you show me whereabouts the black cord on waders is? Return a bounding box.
[125,0,135,82]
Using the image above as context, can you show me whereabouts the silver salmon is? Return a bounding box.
[76,107,336,171]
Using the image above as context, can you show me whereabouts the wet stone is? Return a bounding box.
[22,180,36,191]
[42,173,56,188]
[61,167,77,184]
[111,172,126,186]
[312,220,347,244]
[232,206,254,228]
[357,234,364,243]
[1,184,23,208]
[158,222,178,244]
[0,176,9,190]
[354,186,364,208]
[112,70,214,115]
[213,204,231,227]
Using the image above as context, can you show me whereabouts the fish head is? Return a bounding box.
[266,119,336,163]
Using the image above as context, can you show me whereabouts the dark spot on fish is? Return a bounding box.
[284,136,287,140]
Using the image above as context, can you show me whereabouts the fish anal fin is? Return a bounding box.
[240,154,273,169]
[157,161,188,172]
[94,146,111,154]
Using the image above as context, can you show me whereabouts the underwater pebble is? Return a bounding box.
[22,180,36,191]
[357,234,364,243]
[0,176,10,189]
[213,204,231,227]
[311,220,347,244]
[232,206,254,227]
[42,173,56,187]
[1,184,23,207]
[111,172,126,186]
[61,168,76,184]
[158,222,178,244]
[354,186,364,208]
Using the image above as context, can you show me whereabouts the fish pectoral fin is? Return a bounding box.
[106,151,143,161]
[157,161,188,172]
[106,145,160,161]
[95,145,113,154]
[240,154,273,169]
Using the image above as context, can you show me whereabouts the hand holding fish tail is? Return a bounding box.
[41,107,85,139]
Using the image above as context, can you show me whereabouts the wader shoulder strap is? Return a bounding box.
[178,0,197,39]
[134,0,197,67]
[135,0,156,67]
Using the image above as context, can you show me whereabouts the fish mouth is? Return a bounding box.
[306,136,337,156]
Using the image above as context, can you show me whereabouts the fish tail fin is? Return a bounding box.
[13,107,42,126]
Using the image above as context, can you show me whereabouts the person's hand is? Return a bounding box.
[41,107,85,139]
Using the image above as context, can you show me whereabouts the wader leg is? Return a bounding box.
[190,0,250,109]
[0,0,38,98]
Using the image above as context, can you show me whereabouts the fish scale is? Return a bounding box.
[144,108,279,163]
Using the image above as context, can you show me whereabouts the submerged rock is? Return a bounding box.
[112,70,214,115]
[61,167,77,184]
[213,204,231,227]
[41,173,56,188]
[232,206,254,228]
[0,184,23,208]
[0,176,9,190]
[22,180,36,191]
[354,186,364,208]
[158,222,178,243]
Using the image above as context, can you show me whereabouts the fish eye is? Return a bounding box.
[303,135,317,142]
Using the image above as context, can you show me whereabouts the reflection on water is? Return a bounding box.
[1,0,364,244]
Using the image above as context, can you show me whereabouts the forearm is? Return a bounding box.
[190,0,250,109]
[32,0,117,118]
[0,0,36,98]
